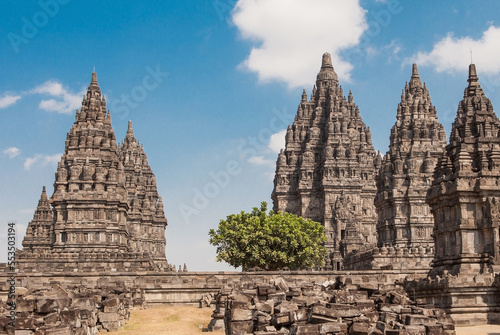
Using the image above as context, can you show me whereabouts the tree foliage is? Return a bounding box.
[208,202,327,271]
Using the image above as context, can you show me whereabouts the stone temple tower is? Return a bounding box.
[272,53,379,270]
[373,64,447,269]
[118,120,168,269]
[427,64,500,276]
[21,186,54,253]
[18,72,170,272]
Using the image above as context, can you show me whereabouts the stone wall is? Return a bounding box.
[406,273,500,326]
[1,270,428,307]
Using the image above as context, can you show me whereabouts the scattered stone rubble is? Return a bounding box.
[0,284,145,334]
[208,277,455,335]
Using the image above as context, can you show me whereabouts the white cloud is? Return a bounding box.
[268,129,286,154]
[232,0,367,88]
[32,80,84,114]
[248,155,274,166]
[408,26,500,74]
[24,153,61,171]
[248,129,287,169]
[0,94,21,109]
[3,147,21,158]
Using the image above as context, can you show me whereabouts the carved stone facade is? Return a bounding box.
[18,73,170,272]
[408,65,500,326]
[427,64,500,276]
[347,65,447,270]
[376,64,447,250]
[119,121,168,268]
[316,64,448,271]
[272,53,379,270]
[21,186,54,253]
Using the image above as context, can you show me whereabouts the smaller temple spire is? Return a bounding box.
[38,186,50,208]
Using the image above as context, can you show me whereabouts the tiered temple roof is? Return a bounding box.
[427,64,500,276]
[19,73,170,272]
[370,64,447,269]
[272,53,379,270]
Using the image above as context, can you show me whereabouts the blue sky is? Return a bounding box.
[2,0,500,271]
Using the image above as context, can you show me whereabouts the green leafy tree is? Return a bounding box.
[208,202,327,270]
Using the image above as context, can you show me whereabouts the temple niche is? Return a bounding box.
[272,53,379,270]
[18,72,171,272]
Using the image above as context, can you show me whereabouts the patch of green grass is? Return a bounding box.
[165,314,180,322]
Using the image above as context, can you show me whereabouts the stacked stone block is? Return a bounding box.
[0,284,145,334]
[209,277,455,334]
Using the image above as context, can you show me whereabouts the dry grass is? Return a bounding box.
[107,305,225,335]
[456,325,500,335]
[107,305,500,335]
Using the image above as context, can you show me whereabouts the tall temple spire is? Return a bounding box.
[370,63,446,271]
[19,72,171,272]
[21,186,54,253]
[273,52,377,270]
[427,64,500,276]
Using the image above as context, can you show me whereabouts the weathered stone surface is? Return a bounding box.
[36,298,71,314]
[346,64,446,271]
[0,284,138,334]
[213,276,454,335]
[427,63,500,276]
[406,64,500,326]
[272,52,379,270]
[17,72,171,273]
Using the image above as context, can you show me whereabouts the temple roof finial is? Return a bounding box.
[411,64,420,79]
[87,70,101,96]
[322,52,333,68]
[41,186,47,199]
[316,52,338,84]
[127,120,134,135]
[468,63,479,86]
